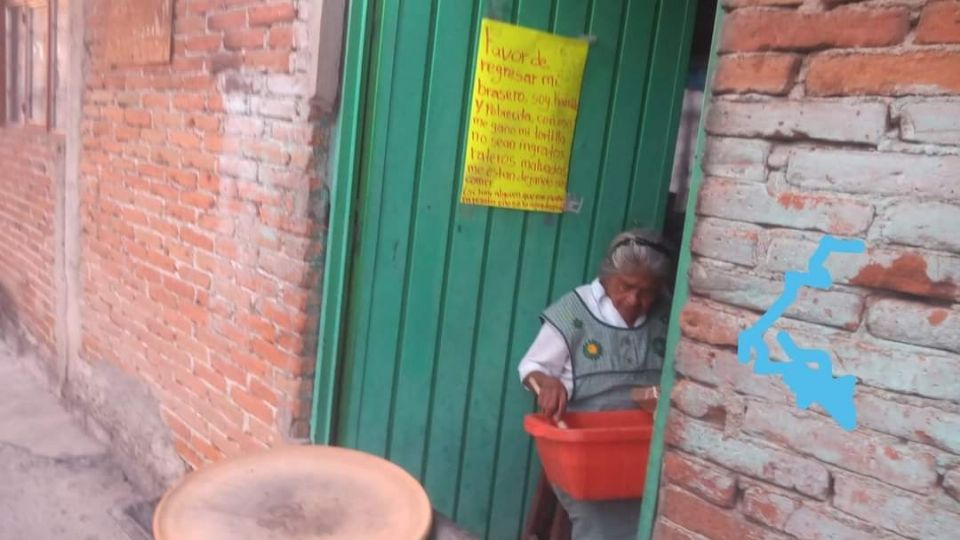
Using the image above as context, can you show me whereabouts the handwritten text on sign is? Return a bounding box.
[460,19,589,213]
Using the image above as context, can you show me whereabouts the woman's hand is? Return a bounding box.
[525,372,568,420]
[632,385,660,413]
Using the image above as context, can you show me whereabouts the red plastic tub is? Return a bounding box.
[524,409,654,501]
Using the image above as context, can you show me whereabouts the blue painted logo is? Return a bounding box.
[737,235,866,431]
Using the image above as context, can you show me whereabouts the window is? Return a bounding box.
[1,0,56,128]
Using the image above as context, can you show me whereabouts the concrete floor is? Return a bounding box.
[0,341,141,540]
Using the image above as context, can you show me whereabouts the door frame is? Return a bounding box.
[310,0,375,445]
[636,3,724,539]
[310,1,725,537]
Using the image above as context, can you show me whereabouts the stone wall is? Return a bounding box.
[656,1,960,538]
[76,0,328,472]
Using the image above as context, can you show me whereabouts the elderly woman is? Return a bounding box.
[518,229,674,540]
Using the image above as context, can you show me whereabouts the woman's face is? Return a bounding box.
[602,269,661,325]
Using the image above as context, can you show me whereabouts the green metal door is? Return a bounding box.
[334,0,695,537]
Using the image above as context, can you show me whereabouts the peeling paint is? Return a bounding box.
[851,253,957,299]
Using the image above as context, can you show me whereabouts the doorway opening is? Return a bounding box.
[313,1,721,538]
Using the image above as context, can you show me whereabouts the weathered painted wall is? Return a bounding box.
[656,1,960,538]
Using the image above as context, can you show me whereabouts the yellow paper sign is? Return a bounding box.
[460,19,589,213]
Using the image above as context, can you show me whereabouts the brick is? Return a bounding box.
[184,34,223,54]
[675,339,792,404]
[176,13,207,34]
[180,152,216,175]
[784,505,894,540]
[180,191,216,210]
[834,473,960,539]
[265,74,305,96]
[666,413,830,498]
[899,100,960,145]
[249,377,280,407]
[723,0,802,6]
[259,298,305,333]
[234,352,270,379]
[239,313,277,342]
[161,409,194,442]
[715,54,800,96]
[243,50,291,72]
[721,8,909,53]
[194,363,227,394]
[224,28,267,51]
[116,125,141,141]
[679,298,750,348]
[917,2,960,45]
[867,298,960,354]
[173,94,206,112]
[258,250,306,286]
[856,392,960,454]
[124,110,153,127]
[698,178,875,236]
[171,170,199,189]
[661,486,789,540]
[703,137,769,182]
[785,148,960,201]
[741,483,802,531]
[192,432,224,462]
[277,332,309,356]
[222,116,261,137]
[245,416,278,446]
[209,9,247,31]
[663,451,738,508]
[742,402,939,492]
[207,426,241,457]
[210,356,246,386]
[219,157,259,181]
[187,113,221,132]
[707,100,887,145]
[182,0,222,15]
[251,337,304,374]
[671,380,731,425]
[163,276,197,302]
[880,201,960,254]
[241,140,290,165]
[270,123,312,145]
[689,259,864,330]
[808,52,960,97]
[210,53,244,74]
[230,386,275,424]
[168,130,202,149]
[653,519,709,540]
[831,338,960,402]
[257,98,297,120]
[173,438,203,470]
[180,226,214,251]
[268,25,295,50]
[248,3,297,27]
[691,218,760,267]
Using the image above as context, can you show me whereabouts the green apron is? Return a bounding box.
[540,291,668,540]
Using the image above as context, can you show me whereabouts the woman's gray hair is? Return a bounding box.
[599,229,674,282]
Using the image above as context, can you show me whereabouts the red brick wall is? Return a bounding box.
[0,127,59,360]
[657,1,960,538]
[79,0,323,468]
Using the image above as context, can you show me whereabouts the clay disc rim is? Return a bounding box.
[153,445,432,540]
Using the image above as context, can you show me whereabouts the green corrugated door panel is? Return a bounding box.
[331,0,697,537]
